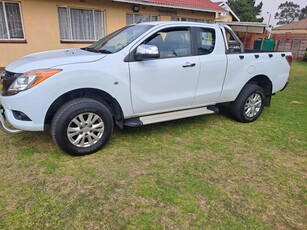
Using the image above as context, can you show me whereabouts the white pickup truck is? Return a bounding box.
[0,22,292,155]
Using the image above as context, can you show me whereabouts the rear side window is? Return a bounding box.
[224,28,242,53]
[197,28,215,55]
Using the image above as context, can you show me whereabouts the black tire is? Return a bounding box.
[230,84,266,123]
[51,98,113,156]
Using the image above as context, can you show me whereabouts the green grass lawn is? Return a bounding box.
[0,61,306,229]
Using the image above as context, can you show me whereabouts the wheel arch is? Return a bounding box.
[45,88,124,128]
[244,75,272,107]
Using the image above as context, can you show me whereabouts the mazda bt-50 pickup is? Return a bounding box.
[0,22,292,155]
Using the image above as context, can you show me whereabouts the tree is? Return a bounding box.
[227,0,263,22]
[275,1,300,25]
[299,6,307,20]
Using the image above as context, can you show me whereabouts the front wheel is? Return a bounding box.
[51,98,113,156]
[230,84,266,123]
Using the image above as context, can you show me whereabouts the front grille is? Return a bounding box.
[1,70,22,95]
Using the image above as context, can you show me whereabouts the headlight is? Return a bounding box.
[8,69,62,93]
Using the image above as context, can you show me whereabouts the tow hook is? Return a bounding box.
[0,107,23,134]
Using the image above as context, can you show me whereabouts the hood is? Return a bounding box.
[6,48,106,73]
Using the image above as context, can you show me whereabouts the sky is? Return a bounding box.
[255,0,307,27]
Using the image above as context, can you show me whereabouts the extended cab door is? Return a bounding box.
[129,27,200,114]
[192,27,227,106]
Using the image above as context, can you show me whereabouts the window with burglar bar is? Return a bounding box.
[126,14,159,25]
[172,17,211,23]
[0,1,25,40]
[58,6,104,42]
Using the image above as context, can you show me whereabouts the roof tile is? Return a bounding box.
[148,0,224,12]
[274,19,307,30]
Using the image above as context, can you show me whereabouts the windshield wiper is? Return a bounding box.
[81,47,99,53]
[98,49,113,54]
[82,47,113,54]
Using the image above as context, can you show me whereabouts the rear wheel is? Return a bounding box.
[230,84,266,123]
[51,98,113,156]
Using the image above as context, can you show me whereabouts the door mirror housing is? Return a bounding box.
[135,45,160,60]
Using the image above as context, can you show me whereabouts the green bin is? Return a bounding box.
[253,39,262,50]
[262,39,275,51]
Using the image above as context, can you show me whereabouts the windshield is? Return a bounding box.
[83,24,153,54]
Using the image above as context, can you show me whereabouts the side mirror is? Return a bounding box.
[135,44,160,60]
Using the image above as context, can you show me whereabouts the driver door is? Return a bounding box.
[129,27,200,114]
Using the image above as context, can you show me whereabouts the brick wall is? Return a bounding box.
[272,33,307,59]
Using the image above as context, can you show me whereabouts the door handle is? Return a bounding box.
[182,62,196,68]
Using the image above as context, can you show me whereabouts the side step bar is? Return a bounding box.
[125,106,217,127]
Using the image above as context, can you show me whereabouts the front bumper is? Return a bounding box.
[0,84,53,132]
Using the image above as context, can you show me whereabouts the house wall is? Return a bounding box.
[215,12,233,22]
[0,0,216,67]
[272,29,307,34]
